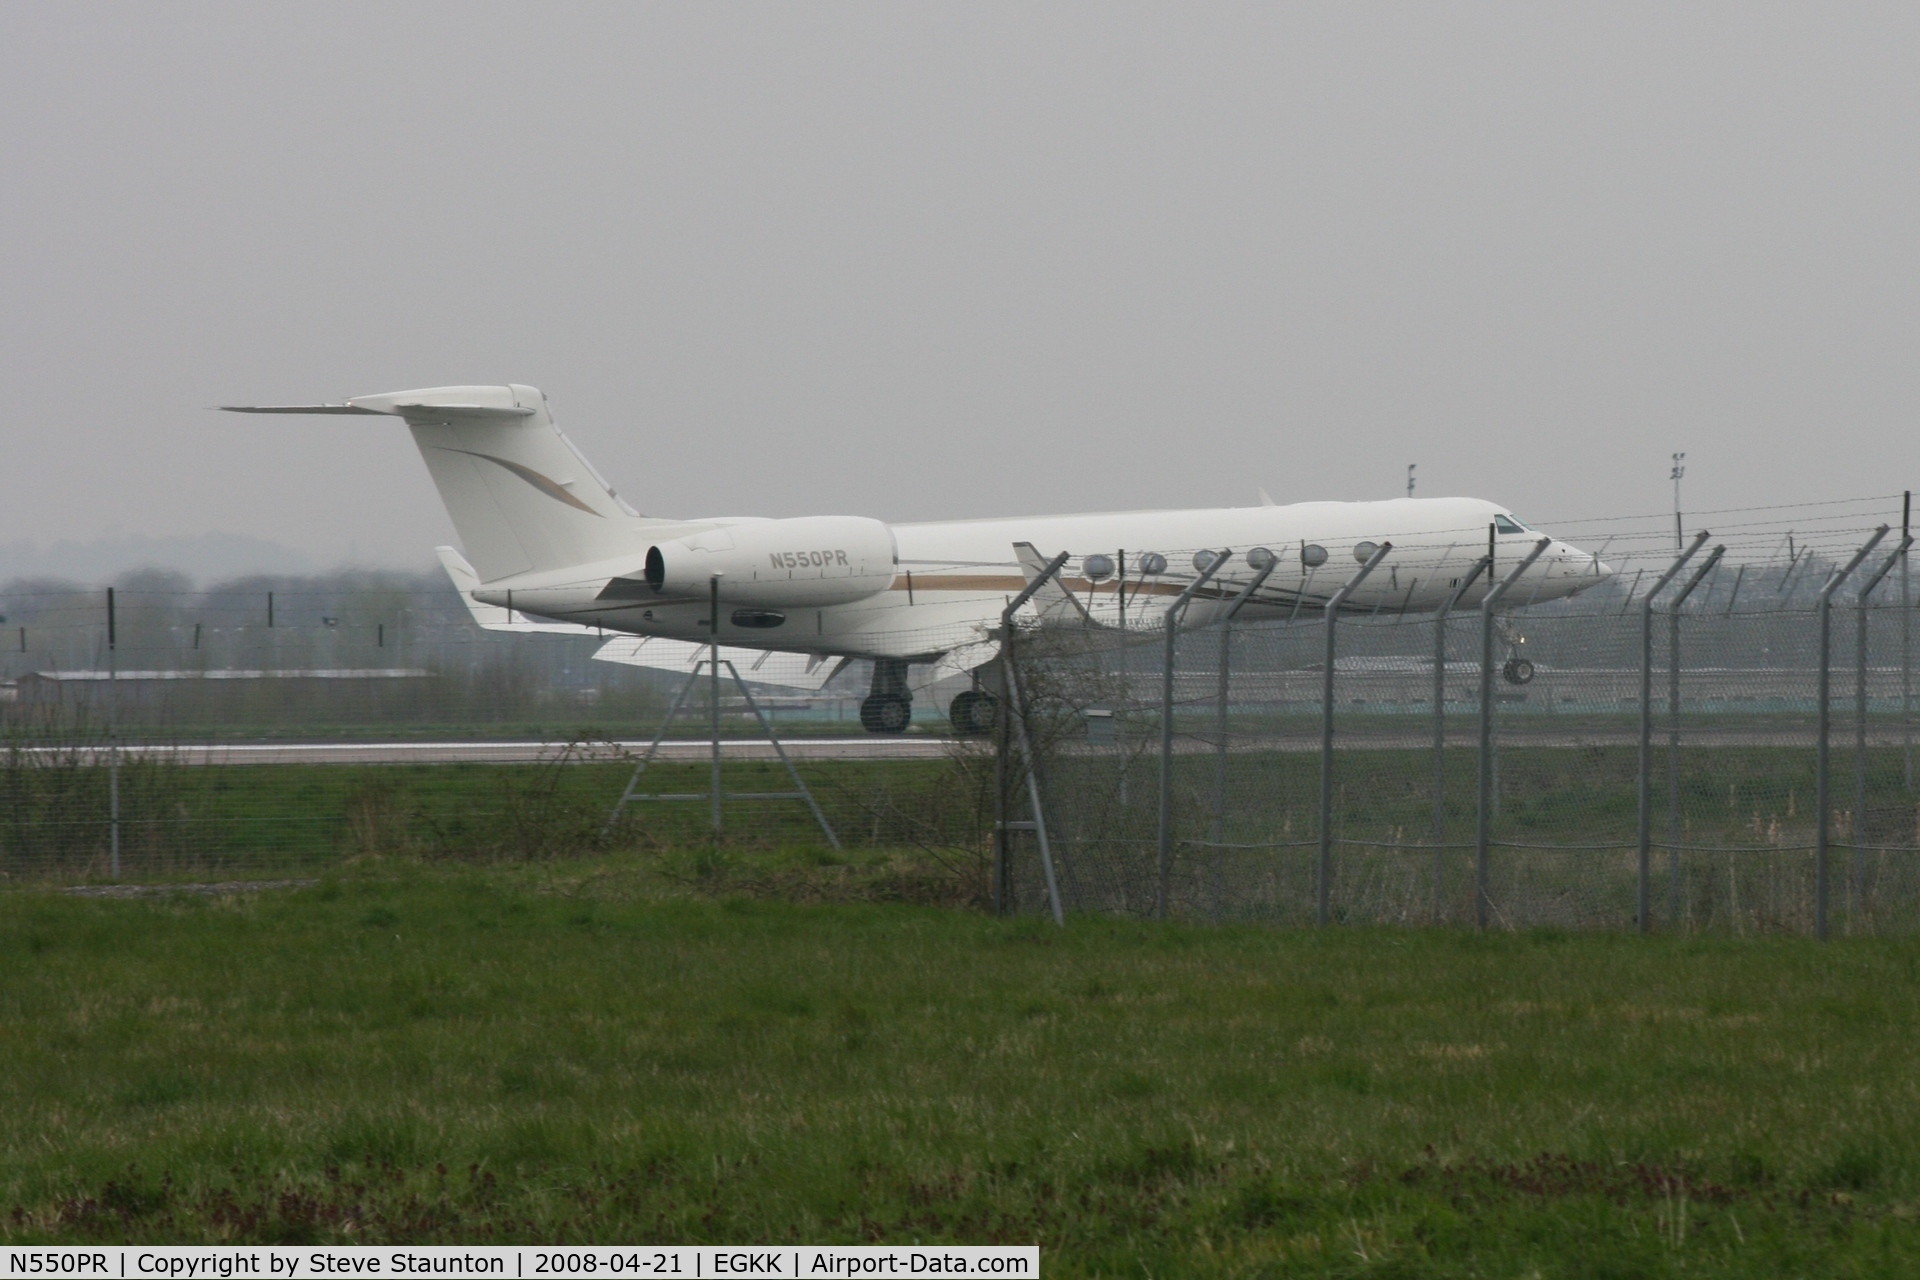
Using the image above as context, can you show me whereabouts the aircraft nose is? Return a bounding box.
[1558,544,1612,584]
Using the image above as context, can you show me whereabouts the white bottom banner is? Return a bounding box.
[3,1249,1036,1279]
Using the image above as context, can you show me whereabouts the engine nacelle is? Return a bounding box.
[642,516,898,607]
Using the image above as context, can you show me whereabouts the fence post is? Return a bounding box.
[1637,532,1710,934]
[1318,542,1393,927]
[1476,537,1551,929]
[1211,558,1278,845]
[709,577,722,847]
[1157,550,1233,920]
[1896,491,1912,790]
[1850,535,1909,931]
[1213,623,1231,851]
[1430,554,1492,922]
[996,550,1072,918]
[107,586,119,880]
[1664,545,1725,929]
[1003,655,1065,927]
[993,636,1011,915]
[1817,527,1889,942]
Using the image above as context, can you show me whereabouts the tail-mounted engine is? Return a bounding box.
[639,515,898,608]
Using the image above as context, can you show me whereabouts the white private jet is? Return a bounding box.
[226,384,1612,732]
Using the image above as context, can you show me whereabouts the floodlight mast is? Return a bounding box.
[1671,453,1687,551]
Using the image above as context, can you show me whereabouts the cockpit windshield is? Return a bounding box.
[1493,514,1532,534]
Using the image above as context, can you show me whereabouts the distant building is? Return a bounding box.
[21,669,431,683]
[14,668,434,712]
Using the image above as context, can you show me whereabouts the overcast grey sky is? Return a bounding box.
[3,3,1918,575]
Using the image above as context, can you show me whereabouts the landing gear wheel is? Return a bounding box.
[949,690,999,736]
[1502,658,1535,686]
[859,693,912,734]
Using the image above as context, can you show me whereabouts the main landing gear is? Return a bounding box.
[855,659,1001,736]
[949,663,1001,736]
[859,658,913,734]
[948,689,999,736]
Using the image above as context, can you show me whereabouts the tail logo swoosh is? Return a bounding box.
[446,450,602,516]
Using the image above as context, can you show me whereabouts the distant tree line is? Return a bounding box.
[0,568,672,736]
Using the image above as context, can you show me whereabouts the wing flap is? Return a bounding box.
[592,637,854,693]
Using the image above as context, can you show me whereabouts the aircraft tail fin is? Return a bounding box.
[227,386,654,582]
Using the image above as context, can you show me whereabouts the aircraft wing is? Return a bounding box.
[437,546,604,634]
[591,635,853,693]
[1012,542,1094,624]
[921,641,997,686]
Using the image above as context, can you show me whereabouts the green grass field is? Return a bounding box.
[4,858,1920,1273]
[1,757,991,881]
[12,741,1909,884]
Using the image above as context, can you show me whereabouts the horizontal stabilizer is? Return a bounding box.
[390,403,535,420]
[220,404,381,414]
[223,401,535,420]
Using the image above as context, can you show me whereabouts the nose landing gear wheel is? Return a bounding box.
[949,690,999,736]
[1502,658,1535,685]
[859,693,912,734]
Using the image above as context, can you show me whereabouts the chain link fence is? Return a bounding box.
[10,494,1920,933]
[0,573,991,884]
[998,525,1920,937]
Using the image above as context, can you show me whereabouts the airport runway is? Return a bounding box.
[15,725,1894,766]
[23,738,958,765]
